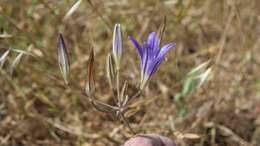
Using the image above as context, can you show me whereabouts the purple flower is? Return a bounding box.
[129,32,176,89]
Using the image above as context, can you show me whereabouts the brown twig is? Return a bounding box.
[205,122,253,146]
[86,0,112,31]
[215,8,235,63]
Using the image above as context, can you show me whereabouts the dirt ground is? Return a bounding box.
[0,0,260,146]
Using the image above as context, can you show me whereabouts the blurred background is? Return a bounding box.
[0,0,259,145]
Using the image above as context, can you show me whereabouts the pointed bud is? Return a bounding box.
[58,33,70,85]
[112,23,123,70]
[85,49,95,96]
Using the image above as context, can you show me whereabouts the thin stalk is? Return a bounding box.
[116,69,121,105]
[83,93,119,111]
[90,100,114,113]
[111,89,118,106]
[120,113,136,134]
[91,97,119,111]
[124,89,142,106]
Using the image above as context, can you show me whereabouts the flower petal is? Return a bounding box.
[157,42,176,58]
[147,32,159,53]
[142,43,150,76]
[147,56,164,76]
[129,36,143,58]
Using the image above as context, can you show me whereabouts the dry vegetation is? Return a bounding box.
[0,0,260,146]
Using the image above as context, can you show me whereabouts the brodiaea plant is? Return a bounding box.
[57,22,175,134]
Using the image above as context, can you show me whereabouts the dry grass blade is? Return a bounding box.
[11,47,35,57]
[157,15,166,42]
[0,33,12,38]
[85,49,95,96]
[188,60,210,76]
[197,68,212,87]
[63,0,82,21]
[174,131,200,139]
[9,52,24,75]
[0,50,10,68]
[58,33,70,85]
